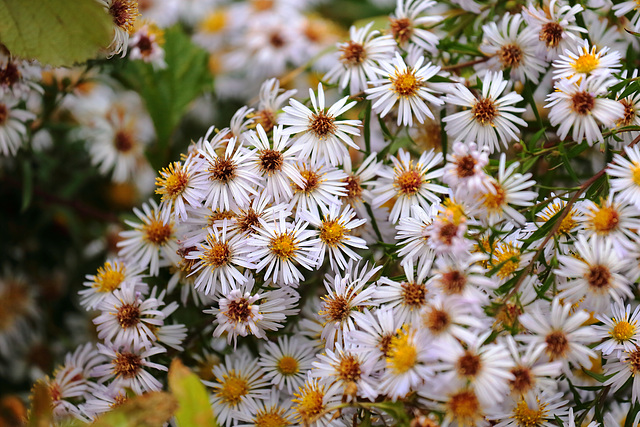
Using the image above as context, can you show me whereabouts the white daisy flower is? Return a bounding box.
[425,204,471,256]
[418,385,488,427]
[118,199,179,276]
[613,0,640,32]
[528,194,583,258]
[545,75,624,146]
[488,233,536,283]
[93,342,167,395]
[0,52,42,100]
[128,21,166,68]
[419,294,488,346]
[205,350,270,427]
[376,261,431,325]
[198,134,261,211]
[604,347,640,404]
[594,300,640,355]
[564,408,601,427]
[429,254,497,304]
[312,343,379,401]
[248,213,319,286]
[395,204,439,278]
[280,83,360,167]
[93,282,166,349]
[442,141,492,197]
[443,71,527,154]
[373,148,446,223]
[291,378,344,427]
[523,0,587,60]
[552,39,621,81]
[379,326,433,400]
[487,391,569,427]
[556,235,632,312]
[251,78,297,134]
[472,153,537,226]
[608,144,640,209]
[366,52,444,127]
[611,73,640,149]
[205,274,299,347]
[258,336,315,395]
[517,297,597,369]
[431,333,514,407]
[319,262,381,349]
[301,204,367,271]
[577,195,640,256]
[341,152,380,217]
[289,162,347,217]
[324,22,396,95]
[346,307,403,363]
[79,258,146,310]
[388,0,441,52]
[0,96,35,156]
[247,124,305,203]
[479,13,547,83]
[504,336,563,399]
[155,157,208,224]
[186,221,255,295]
[81,383,129,419]
[98,0,140,56]
[235,390,296,427]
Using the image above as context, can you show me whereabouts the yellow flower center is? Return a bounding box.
[447,390,481,424]
[386,329,417,374]
[200,10,227,33]
[512,399,547,427]
[269,233,297,260]
[611,320,636,343]
[493,243,521,279]
[395,168,423,196]
[156,162,189,201]
[589,204,619,234]
[255,410,290,427]
[539,202,576,234]
[632,163,640,186]
[319,220,346,247]
[573,49,600,74]
[293,384,325,424]
[143,219,173,245]
[202,239,231,267]
[392,71,420,97]
[218,374,249,405]
[481,182,506,212]
[94,262,126,293]
[277,356,299,375]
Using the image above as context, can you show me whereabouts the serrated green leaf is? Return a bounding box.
[0,0,112,66]
[169,359,218,427]
[91,392,178,427]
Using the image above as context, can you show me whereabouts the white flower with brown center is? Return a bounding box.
[607,144,640,209]
[479,13,547,83]
[442,142,491,197]
[289,161,347,217]
[376,260,431,325]
[372,148,447,223]
[324,22,396,95]
[556,235,632,313]
[366,52,444,127]
[280,83,361,167]
[247,124,305,203]
[99,0,141,57]
[443,72,527,154]
[0,96,35,157]
[545,74,624,146]
[388,0,441,52]
[604,346,640,405]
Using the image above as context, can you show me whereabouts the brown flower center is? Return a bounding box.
[340,41,366,65]
[539,22,563,48]
[296,169,321,194]
[109,0,139,33]
[269,32,285,48]
[390,17,413,45]
[628,347,640,374]
[456,154,477,178]
[438,222,459,245]
[379,334,393,357]
[472,98,497,125]
[0,104,8,126]
[254,109,276,133]
[136,34,153,55]
[112,352,142,379]
[114,130,135,152]
[617,99,636,127]
[510,366,533,394]
[401,282,427,308]
[395,169,422,196]
[116,303,140,328]
[236,208,261,234]
[571,91,595,115]
[259,149,283,174]
[440,270,467,294]
[225,298,252,322]
[0,62,20,87]
[321,295,350,322]
[310,111,336,138]
[423,308,450,333]
[209,158,237,183]
[456,351,481,377]
[499,43,523,68]
[586,265,612,291]
[545,331,569,360]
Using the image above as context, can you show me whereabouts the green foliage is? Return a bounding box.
[0,0,112,66]
[114,26,213,170]
[169,359,218,427]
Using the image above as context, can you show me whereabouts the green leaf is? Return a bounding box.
[27,380,52,427]
[581,368,610,383]
[0,0,112,66]
[363,101,372,155]
[169,359,218,427]
[91,392,178,427]
[115,26,213,169]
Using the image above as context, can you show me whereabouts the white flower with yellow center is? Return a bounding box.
[248,212,319,286]
[552,39,621,81]
[79,259,146,310]
[373,148,446,224]
[608,144,640,209]
[155,156,208,223]
[280,83,361,167]
[98,0,141,56]
[577,195,640,256]
[289,162,347,217]
[613,0,640,32]
[118,199,179,276]
[324,22,396,96]
[604,346,640,404]
[235,390,297,427]
[594,300,640,355]
[479,13,547,83]
[366,52,444,127]
[291,378,343,427]
[443,71,527,154]
[301,204,367,271]
[556,235,632,313]
[258,335,315,395]
[472,154,537,226]
[419,386,487,427]
[545,75,624,146]
[486,391,569,427]
[346,307,402,364]
[204,351,270,427]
